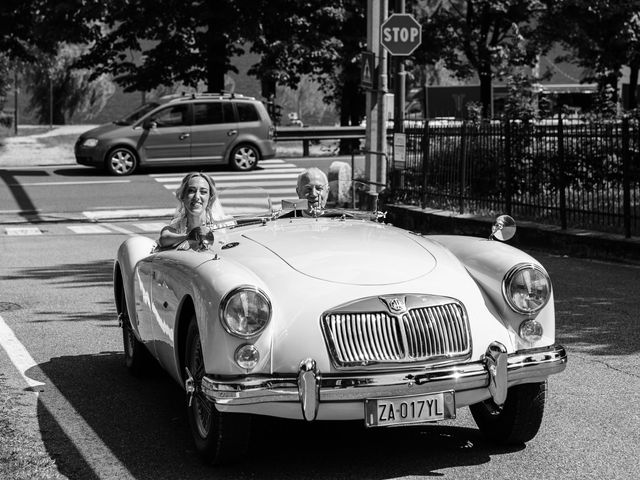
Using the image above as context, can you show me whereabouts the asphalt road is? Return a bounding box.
[1,161,639,479]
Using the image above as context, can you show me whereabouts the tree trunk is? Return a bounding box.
[205,2,229,93]
[479,70,492,119]
[629,65,639,110]
[339,73,364,154]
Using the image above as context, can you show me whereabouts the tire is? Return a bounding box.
[119,282,152,376]
[229,144,259,171]
[470,381,547,445]
[184,319,251,465]
[105,146,138,176]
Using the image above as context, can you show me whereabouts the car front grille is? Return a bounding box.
[322,298,470,368]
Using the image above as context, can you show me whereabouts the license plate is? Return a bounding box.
[364,391,456,427]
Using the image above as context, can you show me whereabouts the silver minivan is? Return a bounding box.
[75,93,276,175]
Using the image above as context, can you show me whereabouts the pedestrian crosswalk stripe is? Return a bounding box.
[5,226,43,236]
[147,158,303,212]
[135,222,165,232]
[83,208,174,221]
[102,223,135,235]
[67,225,112,234]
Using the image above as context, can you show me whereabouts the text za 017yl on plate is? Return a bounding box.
[365,391,456,427]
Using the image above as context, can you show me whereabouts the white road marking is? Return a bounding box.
[0,314,134,477]
[0,315,45,388]
[102,223,135,235]
[7,180,131,186]
[67,225,112,234]
[5,226,43,236]
[134,222,166,232]
[83,208,174,220]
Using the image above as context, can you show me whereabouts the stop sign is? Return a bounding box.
[380,14,422,56]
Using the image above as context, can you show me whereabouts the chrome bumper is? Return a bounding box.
[201,343,567,421]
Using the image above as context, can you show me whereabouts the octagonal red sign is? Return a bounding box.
[380,14,422,56]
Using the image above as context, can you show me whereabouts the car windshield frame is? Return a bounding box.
[114,102,161,126]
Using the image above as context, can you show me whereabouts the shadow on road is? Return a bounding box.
[29,351,523,479]
[543,253,640,356]
[52,163,274,178]
[4,259,113,289]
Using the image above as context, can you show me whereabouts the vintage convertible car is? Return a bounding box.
[114,187,567,465]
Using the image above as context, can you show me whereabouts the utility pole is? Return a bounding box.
[364,0,389,191]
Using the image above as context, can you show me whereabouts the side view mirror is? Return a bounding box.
[142,118,157,130]
[490,215,516,242]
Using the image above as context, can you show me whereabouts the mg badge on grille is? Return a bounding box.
[380,296,407,314]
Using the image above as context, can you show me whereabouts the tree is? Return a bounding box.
[539,0,640,107]
[248,0,366,129]
[417,0,548,117]
[25,44,115,124]
[76,0,247,93]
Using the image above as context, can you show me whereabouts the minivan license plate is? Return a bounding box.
[364,391,455,427]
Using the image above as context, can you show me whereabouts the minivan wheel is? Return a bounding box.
[106,147,138,176]
[229,144,259,171]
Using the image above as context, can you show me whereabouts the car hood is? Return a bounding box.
[242,221,437,285]
[80,122,128,139]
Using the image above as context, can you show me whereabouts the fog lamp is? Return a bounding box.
[235,344,259,370]
[519,319,543,342]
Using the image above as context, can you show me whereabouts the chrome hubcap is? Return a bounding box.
[111,151,134,174]
[234,148,256,170]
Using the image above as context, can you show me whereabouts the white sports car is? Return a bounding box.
[114,188,567,465]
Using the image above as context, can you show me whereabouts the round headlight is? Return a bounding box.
[503,264,551,314]
[235,344,260,370]
[82,138,98,148]
[220,286,271,337]
[519,319,544,342]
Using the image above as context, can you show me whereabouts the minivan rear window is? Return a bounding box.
[236,103,259,122]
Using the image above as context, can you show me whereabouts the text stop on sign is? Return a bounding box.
[380,13,422,56]
[383,26,420,43]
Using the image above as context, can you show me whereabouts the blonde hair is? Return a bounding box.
[171,172,219,224]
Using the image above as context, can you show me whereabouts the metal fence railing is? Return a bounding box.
[388,116,640,238]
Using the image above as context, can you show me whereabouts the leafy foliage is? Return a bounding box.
[539,0,640,102]
[25,44,115,124]
[415,0,549,117]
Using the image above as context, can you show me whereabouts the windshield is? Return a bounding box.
[216,181,388,224]
[114,102,160,126]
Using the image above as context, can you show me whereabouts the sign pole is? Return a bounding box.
[394,0,406,135]
[365,0,388,193]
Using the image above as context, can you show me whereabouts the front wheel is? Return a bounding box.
[229,144,259,171]
[470,381,547,445]
[184,319,251,465]
[106,146,138,175]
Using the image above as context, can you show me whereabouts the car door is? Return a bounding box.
[141,104,191,163]
[189,101,238,165]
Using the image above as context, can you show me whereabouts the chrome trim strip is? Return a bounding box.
[201,344,567,406]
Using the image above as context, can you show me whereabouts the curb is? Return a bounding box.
[385,204,640,265]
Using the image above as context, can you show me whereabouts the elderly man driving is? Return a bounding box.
[295,167,329,215]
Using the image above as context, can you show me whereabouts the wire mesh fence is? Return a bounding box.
[389,116,640,238]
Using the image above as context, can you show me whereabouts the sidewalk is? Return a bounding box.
[386,204,640,265]
[0,125,96,167]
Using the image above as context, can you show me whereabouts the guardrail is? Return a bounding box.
[275,126,372,156]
